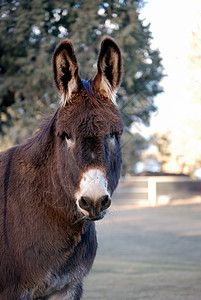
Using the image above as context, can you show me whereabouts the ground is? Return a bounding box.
[83,202,201,300]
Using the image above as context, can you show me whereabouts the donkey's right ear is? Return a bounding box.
[53,40,81,105]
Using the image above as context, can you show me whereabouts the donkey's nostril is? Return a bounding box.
[100,195,111,209]
[79,196,92,211]
[77,194,111,220]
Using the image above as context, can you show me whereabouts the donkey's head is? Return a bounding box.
[53,38,123,221]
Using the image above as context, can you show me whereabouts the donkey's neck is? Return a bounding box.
[22,109,59,167]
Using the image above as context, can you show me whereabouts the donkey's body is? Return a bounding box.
[0,130,97,299]
[0,38,123,299]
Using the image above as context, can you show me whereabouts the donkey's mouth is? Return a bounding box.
[87,214,105,222]
[84,211,107,222]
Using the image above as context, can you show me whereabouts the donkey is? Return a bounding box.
[0,37,123,299]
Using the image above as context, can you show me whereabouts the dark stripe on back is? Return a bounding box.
[3,147,16,247]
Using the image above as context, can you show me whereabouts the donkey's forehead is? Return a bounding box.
[57,83,123,135]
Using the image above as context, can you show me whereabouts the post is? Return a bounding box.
[148,177,157,206]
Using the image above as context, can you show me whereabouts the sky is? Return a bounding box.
[139,0,201,133]
[136,0,201,174]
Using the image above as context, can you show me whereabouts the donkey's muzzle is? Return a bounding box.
[78,195,111,221]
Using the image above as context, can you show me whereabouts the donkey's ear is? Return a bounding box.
[92,37,122,103]
[53,40,81,105]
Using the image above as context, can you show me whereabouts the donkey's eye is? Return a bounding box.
[110,132,116,139]
[60,132,73,141]
[109,132,118,145]
[65,133,74,147]
[65,133,72,141]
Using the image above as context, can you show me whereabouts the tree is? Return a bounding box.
[0,0,164,173]
[149,133,171,172]
[121,131,149,175]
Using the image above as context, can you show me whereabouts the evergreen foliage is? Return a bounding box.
[0,0,164,173]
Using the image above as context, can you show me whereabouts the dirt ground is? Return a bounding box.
[83,202,201,300]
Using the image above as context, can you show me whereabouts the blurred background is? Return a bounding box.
[1,0,201,179]
[1,1,201,299]
[0,0,163,174]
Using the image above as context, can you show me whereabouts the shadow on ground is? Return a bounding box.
[83,202,201,300]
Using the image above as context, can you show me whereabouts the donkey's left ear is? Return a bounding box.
[53,40,81,105]
[92,37,122,103]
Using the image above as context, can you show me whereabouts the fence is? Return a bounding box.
[113,176,201,206]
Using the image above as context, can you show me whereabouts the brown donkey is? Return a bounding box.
[0,37,123,299]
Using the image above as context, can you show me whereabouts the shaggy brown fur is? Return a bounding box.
[0,37,123,299]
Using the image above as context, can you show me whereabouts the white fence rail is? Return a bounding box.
[113,176,201,206]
